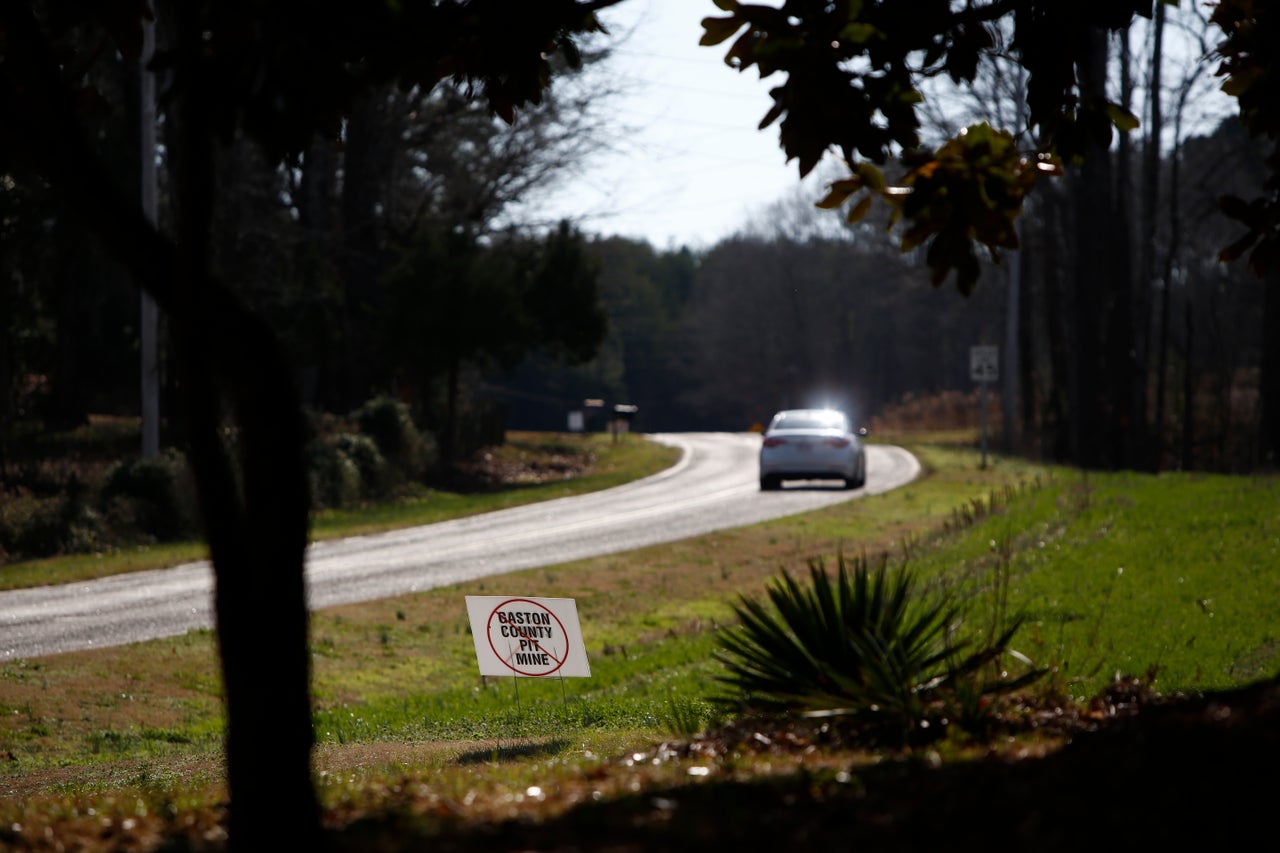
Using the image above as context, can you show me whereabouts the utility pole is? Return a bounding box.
[140,14,159,459]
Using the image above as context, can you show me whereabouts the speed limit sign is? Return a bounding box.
[970,346,998,383]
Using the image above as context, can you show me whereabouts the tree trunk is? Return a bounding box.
[48,219,91,431]
[1069,177,1107,467]
[1261,260,1280,467]
[339,90,389,409]
[0,279,10,483]
[1181,300,1195,470]
[443,356,462,466]
[1040,189,1073,461]
[1017,217,1038,444]
[168,6,321,848]
[297,135,341,409]
[1002,221,1021,453]
[1155,75,1194,473]
[1073,27,1134,470]
[1154,257,1174,469]
[7,7,326,843]
[1138,4,1166,470]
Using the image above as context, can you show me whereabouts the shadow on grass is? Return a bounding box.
[453,739,572,766]
[329,674,1280,852]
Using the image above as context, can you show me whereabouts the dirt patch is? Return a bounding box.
[435,444,597,492]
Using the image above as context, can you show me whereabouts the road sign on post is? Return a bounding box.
[970,346,998,469]
[970,345,999,383]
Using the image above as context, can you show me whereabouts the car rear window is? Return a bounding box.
[772,413,847,431]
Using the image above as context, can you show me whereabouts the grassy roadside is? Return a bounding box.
[2,436,1279,849]
[0,432,680,592]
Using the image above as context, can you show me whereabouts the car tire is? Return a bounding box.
[760,474,782,491]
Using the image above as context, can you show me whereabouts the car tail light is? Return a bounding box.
[825,438,851,448]
[762,437,786,447]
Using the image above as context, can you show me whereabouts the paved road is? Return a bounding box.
[0,434,920,659]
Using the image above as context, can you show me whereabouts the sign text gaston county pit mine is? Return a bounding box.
[465,596,591,678]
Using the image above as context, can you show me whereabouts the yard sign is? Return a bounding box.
[465,596,591,678]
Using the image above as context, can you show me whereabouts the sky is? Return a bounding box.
[536,1,1237,252]
[538,0,819,250]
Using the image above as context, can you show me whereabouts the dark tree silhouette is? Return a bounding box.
[385,222,606,464]
[0,0,622,847]
[703,1,1280,469]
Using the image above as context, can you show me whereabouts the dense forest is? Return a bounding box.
[2,4,1272,483]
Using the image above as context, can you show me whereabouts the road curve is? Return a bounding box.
[0,434,919,659]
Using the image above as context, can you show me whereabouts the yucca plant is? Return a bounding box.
[713,553,1043,736]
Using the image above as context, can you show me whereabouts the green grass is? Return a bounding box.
[314,631,727,745]
[298,453,1280,751]
[3,437,1280,822]
[0,542,213,593]
[912,466,1280,696]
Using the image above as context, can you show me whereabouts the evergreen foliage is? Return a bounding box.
[715,553,1044,738]
[101,451,198,542]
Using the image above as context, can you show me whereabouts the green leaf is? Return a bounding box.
[839,22,879,45]
[857,162,886,191]
[847,194,873,224]
[559,38,582,71]
[816,178,862,209]
[700,15,743,47]
[758,101,784,130]
[1105,102,1141,132]
[1221,74,1251,98]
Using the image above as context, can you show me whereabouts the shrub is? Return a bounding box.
[353,395,439,486]
[100,451,198,542]
[307,438,363,509]
[354,396,418,465]
[0,492,72,560]
[332,433,388,499]
[713,553,1044,741]
[869,389,1001,435]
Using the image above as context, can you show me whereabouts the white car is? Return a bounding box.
[758,408,867,491]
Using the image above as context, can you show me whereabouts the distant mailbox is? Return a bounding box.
[610,404,638,440]
[582,399,606,432]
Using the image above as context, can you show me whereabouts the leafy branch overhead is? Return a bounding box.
[699,0,1178,292]
[816,123,1061,293]
[0,0,625,169]
[1211,0,1280,276]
